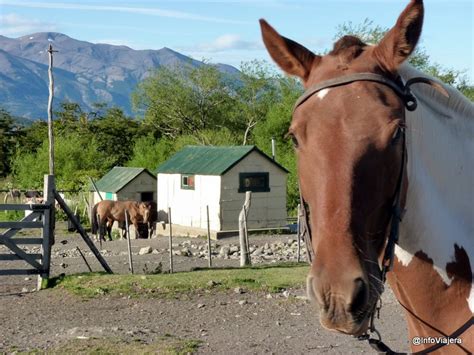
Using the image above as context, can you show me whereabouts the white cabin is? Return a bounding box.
[156,145,288,237]
[91,166,156,206]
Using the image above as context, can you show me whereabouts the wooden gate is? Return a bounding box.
[0,202,53,285]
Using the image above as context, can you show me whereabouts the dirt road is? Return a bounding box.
[0,230,409,354]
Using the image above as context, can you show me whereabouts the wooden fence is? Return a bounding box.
[0,202,53,287]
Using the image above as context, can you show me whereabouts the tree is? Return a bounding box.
[89,107,141,167]
[334,19,473,100]
[133,64,235,139]
[232,60,279,145]
[0,108,22,177]
[12,132,113,190]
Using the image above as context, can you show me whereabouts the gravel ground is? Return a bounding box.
[0,225,409,354]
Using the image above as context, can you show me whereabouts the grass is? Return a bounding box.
[54,263,309,299]
[1,210,25,221]
[14,336,201,354]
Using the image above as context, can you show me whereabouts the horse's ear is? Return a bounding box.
[373,0,424,73]
[260,19,319,82]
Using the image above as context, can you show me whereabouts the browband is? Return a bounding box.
[293,72,449,114]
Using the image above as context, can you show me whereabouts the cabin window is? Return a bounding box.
[140,191,154,201]
[181,174,195,190]
[238,172,270,193]
[105,192,113,200]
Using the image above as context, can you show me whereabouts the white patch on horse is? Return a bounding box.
[398,64,474,311]
[468,282,474,313]
[317,89,330,100]
[394,245,413,267]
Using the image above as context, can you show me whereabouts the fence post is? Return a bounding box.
[297,203,301,263]
[47,44,57,175]
[168,207,173,274]
[76,246,92,272]
[125,210,134,274]
[239,191,251,267]
[206,205,212,268]
[38,174,55,290]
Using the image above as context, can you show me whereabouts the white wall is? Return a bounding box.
[157,173,221,230]
[91,191,116,207]
[220,151,287,230]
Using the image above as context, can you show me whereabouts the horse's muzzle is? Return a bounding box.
[306,275,371,336]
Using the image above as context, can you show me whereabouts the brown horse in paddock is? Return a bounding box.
[260,0,473,353]
[91,200,152,241]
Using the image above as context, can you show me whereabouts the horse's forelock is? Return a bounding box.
[329,35,367,62]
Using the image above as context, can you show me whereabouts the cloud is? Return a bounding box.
[0,13,57,36]
[185,34,262,53]
[1,1,250,25]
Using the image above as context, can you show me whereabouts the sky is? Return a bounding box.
[0,0,472,81]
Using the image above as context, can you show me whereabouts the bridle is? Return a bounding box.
[294,72,473,354]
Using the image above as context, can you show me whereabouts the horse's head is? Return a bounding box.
[138,201,152,224]
[260,0,423,336]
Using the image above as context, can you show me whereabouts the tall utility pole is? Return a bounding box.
[47,44,57,175]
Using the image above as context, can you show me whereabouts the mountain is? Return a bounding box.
[0,32,239,119]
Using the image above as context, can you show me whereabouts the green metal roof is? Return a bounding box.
[156,145,288,175]
[94,167,156,193]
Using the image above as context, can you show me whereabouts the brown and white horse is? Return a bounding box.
[260,0,473,353]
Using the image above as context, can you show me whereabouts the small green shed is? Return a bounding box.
[91,167,156,207]
[156,145,288,236]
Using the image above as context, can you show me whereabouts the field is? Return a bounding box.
[0,225,409,354]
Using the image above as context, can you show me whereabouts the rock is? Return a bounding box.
[234,287,245,294]
[219,246,230,257]
[60,262,68,268]
[238,300,247,305]
[207,280,220,287]
[21,287,28,293]
[24,277,31,281]
[296,295,309,301]
[252,247,264,256]
[266,294,273,299]
[282,290,290,298]
[180,247,192,257]
[229,245,239,254]
[139,246,152,255]
[197,303,205,309]
[276,242,285,249]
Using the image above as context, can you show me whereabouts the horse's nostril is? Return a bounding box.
[349,278,368,315]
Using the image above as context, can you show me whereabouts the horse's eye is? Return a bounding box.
[289,134,299,148]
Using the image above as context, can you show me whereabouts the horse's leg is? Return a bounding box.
[106,219,113,241]
[133,219,141,239]
[101,217,108,242]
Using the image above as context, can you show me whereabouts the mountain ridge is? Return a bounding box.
[0,32,239,119]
